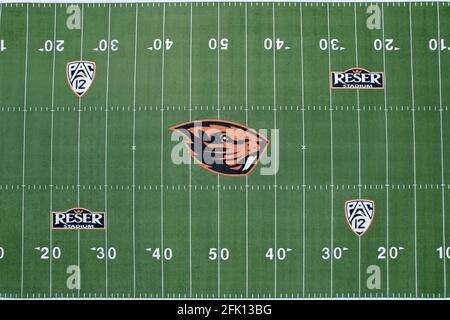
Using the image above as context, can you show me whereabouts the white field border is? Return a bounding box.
[0,0,446,4]
[2,296,449,301]
[2,0,447,301]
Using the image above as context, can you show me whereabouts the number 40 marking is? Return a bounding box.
[147,38,173,51]
[265,248,292,260]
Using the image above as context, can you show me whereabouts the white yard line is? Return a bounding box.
[436,2,447,297]
[272,2,278,298]
[131,3,138,298]
[20,4,29,298]
[245,2,249,298]
[353,3,361,297]
[381,3,390,297]
[104,3,111,297]
[326,3,334,297]
[217,2,221,298]
[188,2,193,298]
[49,3,57,297]
[408,3,418,297]
[299,2,306,298]
[160,3,166,298]
[77,3,84,298]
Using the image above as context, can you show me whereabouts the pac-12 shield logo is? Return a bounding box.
[345,199,375,237]
[52,207,105,230]
[66,61,96,97]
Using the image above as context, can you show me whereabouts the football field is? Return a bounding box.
[1,0,450,299]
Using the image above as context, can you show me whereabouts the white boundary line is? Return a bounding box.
[160,2,166,298]
[326,3,334,297]
[49,3,57,297]
[104,3,111,297]
[131,3,138,297]
[299,2,305,298]
[188,2,193,298]
[245,1,249,298]
[272,2,278,298]
[408,3,418,297]
[436,2,447,297]
[381,2,390,297]
[0,0,442,4]
[353,2,362,297]
[217,2,221,298]
[20,3,29,298]
[1,297,450,301]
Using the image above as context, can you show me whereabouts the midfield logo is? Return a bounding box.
[52,208,106,230]
[170,119,269,176]
[331,68,383,89]
[345,199,375,237]
[66,61,96,97]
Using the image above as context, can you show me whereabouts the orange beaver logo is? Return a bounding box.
[170,119,269,176]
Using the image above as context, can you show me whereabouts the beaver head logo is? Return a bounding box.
[170,119,269,176]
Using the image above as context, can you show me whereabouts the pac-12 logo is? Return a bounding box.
[52,208,105,230]
[345,199,375,237]
[66,61,96,97]
[331,68,383,89]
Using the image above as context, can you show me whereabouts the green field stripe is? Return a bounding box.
[302,3,330,295]
[190,2,221,298]
[134,3,163,296]
[274,2,303,297]
[439,3,450,298]
[410,3,446,297]
[106,3,136,297]
[131,1,138,298]
[163,2,191,296]
[326,3,335,297]
[77,4,108,297]
[247,2,275,297]
[382,4,414,297]
[1,3,24,297]
[358,2,388,297]
[19,3,29,298]
[218,3,247,297]
[436,2,448,297]
[329,3,360,297]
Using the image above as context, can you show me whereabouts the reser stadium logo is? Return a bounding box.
[331,68,384,89]
[52,208,106,230]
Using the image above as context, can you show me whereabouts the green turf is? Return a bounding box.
[0,1,449,299]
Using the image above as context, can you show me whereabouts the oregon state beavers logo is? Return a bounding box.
[170,119,269,176]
